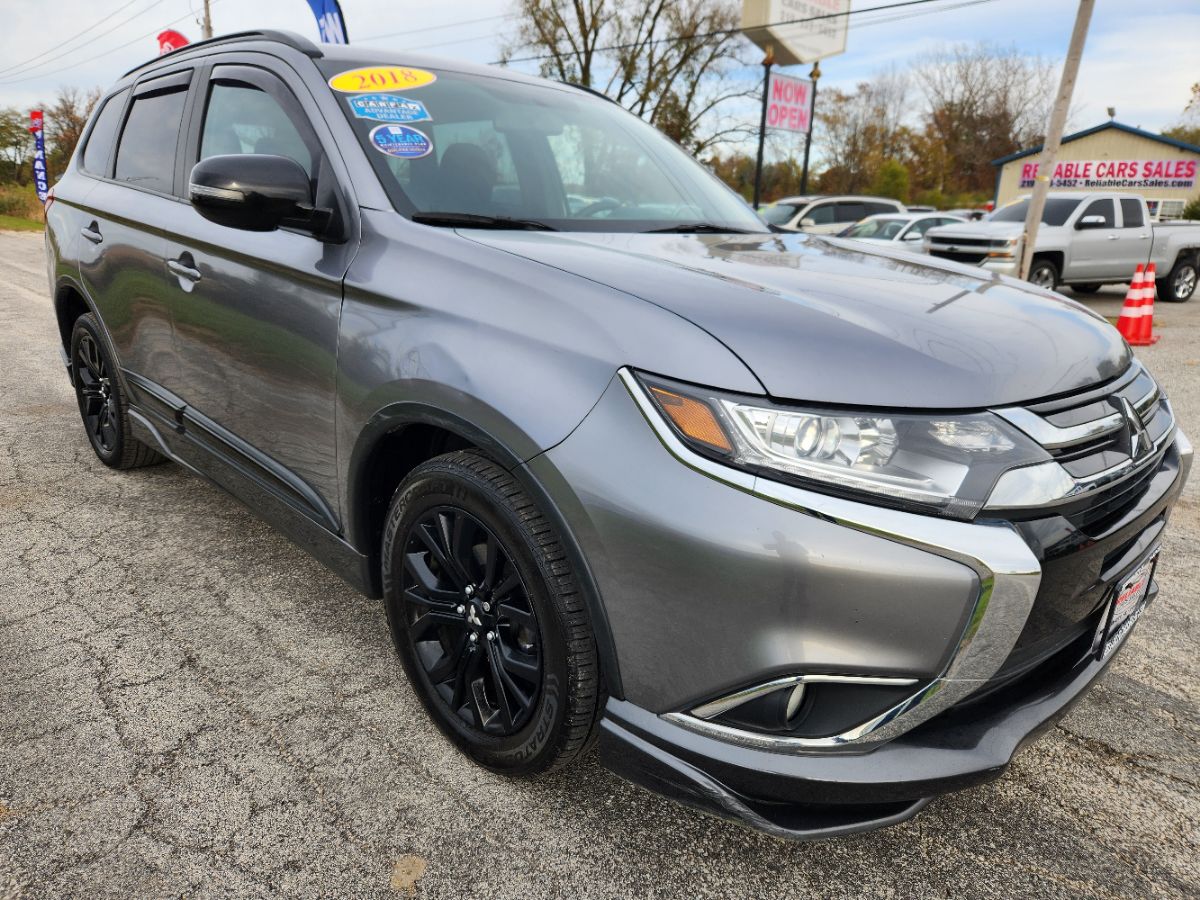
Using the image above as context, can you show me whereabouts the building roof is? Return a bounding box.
[991,121,1200,166]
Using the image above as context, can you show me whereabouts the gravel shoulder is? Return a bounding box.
[1,231,1197,899]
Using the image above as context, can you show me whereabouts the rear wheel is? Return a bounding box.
[1027,259,1059,290]
[1158,258,1197,303]
[1070,283,1101,295]
[70,314,164,469]
[382,450,603,776]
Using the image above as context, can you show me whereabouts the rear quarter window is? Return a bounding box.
[81,89,129,177]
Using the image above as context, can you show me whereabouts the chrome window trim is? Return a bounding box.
[619,368,1043,752]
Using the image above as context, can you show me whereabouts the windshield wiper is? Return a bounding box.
[643,222,758,234]
[412,212,558,231]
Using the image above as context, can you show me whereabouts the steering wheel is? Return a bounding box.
[575,197,625,218]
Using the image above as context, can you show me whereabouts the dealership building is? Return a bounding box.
[992,121,1200,220]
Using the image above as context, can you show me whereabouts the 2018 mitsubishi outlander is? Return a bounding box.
[44,31,1191,839]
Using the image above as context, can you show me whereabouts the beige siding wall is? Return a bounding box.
[995,129,1200,210]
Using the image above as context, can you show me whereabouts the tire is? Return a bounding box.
[1158,258,1197,303]
[1070,283,1101,295]
[1027,259,1059,290]
[381,450,603,776]
[70,314,165,469]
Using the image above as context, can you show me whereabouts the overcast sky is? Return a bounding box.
[2,0,1196,149]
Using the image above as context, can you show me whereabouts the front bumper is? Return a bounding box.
[529,372,1190,838]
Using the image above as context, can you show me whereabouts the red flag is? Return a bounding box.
[157,29,189,55]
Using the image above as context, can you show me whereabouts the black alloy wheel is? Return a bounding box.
[74,329,118,454]
[401,506,542,735]
[69,313,164,469]
[382,450,603,776]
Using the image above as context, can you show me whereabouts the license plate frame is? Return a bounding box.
[1097,549,1159,661]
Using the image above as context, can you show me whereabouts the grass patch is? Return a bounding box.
[0,214,43,232]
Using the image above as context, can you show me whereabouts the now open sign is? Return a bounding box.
[766,72,813,134]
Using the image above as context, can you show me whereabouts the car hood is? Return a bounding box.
[926,220,1027,240]
[464,230,1130,409]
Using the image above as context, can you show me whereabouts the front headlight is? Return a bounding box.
[636,373,1050,520]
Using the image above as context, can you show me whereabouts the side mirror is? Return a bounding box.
[189,154,327,233]
[1076,215,1107,230]
[800,217,817,229]
[902,230,923,241]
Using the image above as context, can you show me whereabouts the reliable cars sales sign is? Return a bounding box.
[766,73,813,134]
[1018,159,1198,190]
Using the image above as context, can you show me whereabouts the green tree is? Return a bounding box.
[0,107,33,184]
[870,158,910,202]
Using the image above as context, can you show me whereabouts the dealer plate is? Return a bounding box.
[1100,551,1158,660]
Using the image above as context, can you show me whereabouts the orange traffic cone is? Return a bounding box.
[1132,262,1161,348]
[1132,263,1160,346]
[1115,265,1146,343]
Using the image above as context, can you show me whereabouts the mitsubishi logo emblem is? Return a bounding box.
[466,605,483,628]
[1118,397,1152,461]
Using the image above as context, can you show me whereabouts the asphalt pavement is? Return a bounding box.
[1,229,1197,898]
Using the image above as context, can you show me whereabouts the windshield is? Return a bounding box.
[991,198,1081,226]
[320,62,766,233]
[759,203,800,225]
[844,217,907,239]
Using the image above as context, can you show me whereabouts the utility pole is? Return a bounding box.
[1018,0,1094,281]
[201,0,213,39]
[798,61,821,196]
[751,45,774,211]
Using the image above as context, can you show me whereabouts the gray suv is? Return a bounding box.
[45,31,1192,840]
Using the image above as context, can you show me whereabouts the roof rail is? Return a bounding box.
[123,30,322,77]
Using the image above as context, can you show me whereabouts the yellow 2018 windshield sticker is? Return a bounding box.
[328,66,437,93]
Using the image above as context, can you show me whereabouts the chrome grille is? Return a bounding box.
[993,362,1176,525]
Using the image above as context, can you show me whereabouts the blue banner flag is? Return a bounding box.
[306,0,349,44]
[30,110,48,203]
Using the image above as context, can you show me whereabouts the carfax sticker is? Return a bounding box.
[369,124,432,159]
[348,93,431,124]
[328,66,437,93]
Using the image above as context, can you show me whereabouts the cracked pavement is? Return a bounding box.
[1,229,1198,898]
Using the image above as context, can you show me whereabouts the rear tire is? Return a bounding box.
[70,314,165,470]
[1027,259,1060,291]
[381,450,603,777]
[1158,258,1197,303]
[1070,283,1101,295]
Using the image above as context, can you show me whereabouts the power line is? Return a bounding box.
[355,12,516,45]
[0,0,171,82]
[0,0,146,77]
[0,0,224,85]
[496,0,992,66]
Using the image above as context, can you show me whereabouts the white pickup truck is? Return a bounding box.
[924,192,1200,301]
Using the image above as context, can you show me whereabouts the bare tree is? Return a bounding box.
[912,43,1053,194]
[813,69,912,193]
[502,0,755,152]
[40,87,101,180]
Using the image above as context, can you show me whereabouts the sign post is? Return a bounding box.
[742,0,848,209]
[29,111,48,205]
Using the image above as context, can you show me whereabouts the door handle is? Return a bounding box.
[167,255,201,283]
[80,222,103,244]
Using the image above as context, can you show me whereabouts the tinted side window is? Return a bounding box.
[114,87,188,193]
[1120,198,1144,228]
[1080,198,1115,227]
[805,203,835,225]
[864,201,897,215]
[200,81,315,178]
[81,89,129,176]
[835,202,866,223]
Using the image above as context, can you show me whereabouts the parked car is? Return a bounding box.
[837,212,966,248]
[759,194,905,234]
[46,31,1192,840]
[925,192,1200,300]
